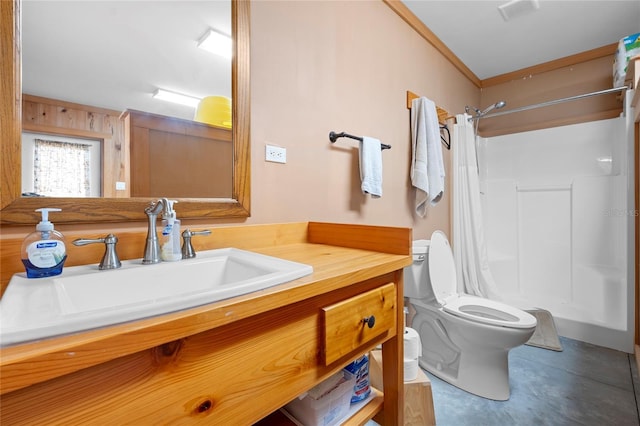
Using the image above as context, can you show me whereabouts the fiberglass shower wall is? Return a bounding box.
[477,109,634,353]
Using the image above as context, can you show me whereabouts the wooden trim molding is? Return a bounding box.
[382,0,481,88]
[0,0,21,211]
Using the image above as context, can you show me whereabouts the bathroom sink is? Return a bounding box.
[0,248,313,346]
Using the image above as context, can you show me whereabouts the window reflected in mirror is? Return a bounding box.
[22,132,102,198]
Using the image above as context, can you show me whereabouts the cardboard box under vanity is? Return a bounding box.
[283,371,355,426]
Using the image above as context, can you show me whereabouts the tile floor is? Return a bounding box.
[427,336,640,426]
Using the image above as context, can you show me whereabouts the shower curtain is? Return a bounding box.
[452,113,501,300]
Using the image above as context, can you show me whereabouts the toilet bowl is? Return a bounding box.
[405,231,536,400]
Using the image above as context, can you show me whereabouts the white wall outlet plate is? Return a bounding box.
[265,144,286,163]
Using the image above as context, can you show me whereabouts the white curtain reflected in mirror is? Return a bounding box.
[22,132,102,198]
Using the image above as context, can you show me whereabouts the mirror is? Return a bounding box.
[21,1,233,200]
[0,0,250,224]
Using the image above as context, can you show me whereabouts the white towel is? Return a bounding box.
[411,96,445,217]
[359,136,383,198]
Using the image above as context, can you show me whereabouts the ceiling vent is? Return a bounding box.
[498,0,540,21]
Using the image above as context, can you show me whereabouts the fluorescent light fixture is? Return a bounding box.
[197,29,232,59]
[152,89,201,108]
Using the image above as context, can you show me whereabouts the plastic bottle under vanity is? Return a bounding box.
[160,200,182,261]
[21,208,67,278]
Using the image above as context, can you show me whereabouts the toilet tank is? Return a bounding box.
[403,239,432,299]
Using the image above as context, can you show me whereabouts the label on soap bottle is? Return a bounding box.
[27,240,66,268]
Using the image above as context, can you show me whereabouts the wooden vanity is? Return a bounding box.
[0,222,411,425]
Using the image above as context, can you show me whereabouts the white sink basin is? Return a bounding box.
[0,248,313,346]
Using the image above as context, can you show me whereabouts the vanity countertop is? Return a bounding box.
[0,222,412,398]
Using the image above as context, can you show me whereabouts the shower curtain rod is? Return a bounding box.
[469,85,629,121]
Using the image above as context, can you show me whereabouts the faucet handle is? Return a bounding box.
[181,229,212,259]
[73,234,122,270]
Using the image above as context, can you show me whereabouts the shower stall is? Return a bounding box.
[476,91,635,353]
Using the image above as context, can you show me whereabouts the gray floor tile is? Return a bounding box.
[511,337,634,391]
[426,337,640,426]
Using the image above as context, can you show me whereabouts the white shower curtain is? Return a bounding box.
[452,113,501,300]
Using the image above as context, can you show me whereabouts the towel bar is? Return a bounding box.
[329,131,391,150]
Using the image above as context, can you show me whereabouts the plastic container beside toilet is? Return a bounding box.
[403,327,421,381]
[402,306,422,381]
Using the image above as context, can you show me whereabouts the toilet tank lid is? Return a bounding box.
[412,239,430,254]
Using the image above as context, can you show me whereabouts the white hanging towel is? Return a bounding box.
[411,96,445,217]
[359,136,383,198]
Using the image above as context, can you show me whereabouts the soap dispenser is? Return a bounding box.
[21,208,67,278]
[160,200,181,261]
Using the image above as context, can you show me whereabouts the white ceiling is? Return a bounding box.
[21,1,640,120]
[22,1,231,121]
[401,0,640,80]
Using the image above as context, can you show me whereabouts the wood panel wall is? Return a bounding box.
[22,95,128,197]
[477,49,622,137]
[123,110,233,199]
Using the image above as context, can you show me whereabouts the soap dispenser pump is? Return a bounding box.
[21,208,67,278]
[160,199,181,261]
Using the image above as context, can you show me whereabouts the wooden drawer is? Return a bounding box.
[322,282,396,365]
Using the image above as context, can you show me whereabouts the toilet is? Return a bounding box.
[405,231,537,400]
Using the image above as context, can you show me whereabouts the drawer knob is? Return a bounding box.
[362,315,376,329]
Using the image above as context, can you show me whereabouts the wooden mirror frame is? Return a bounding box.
[0,0,250,224]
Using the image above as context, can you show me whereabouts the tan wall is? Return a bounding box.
[247,0,478,240]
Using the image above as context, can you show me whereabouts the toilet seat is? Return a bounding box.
[427,231,536,329]
[427,231,458,304]
[442,295,537,329]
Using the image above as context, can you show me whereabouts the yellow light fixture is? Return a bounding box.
[152,89,200,108]
[194,96,232,129]
[197,29,232,59]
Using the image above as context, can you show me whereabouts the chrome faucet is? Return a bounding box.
[142,198,169,264]
[73,234,121,270]
[181,229,212,259]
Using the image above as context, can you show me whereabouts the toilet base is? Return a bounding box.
[419,350,511,400]
[411,304,535,401]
